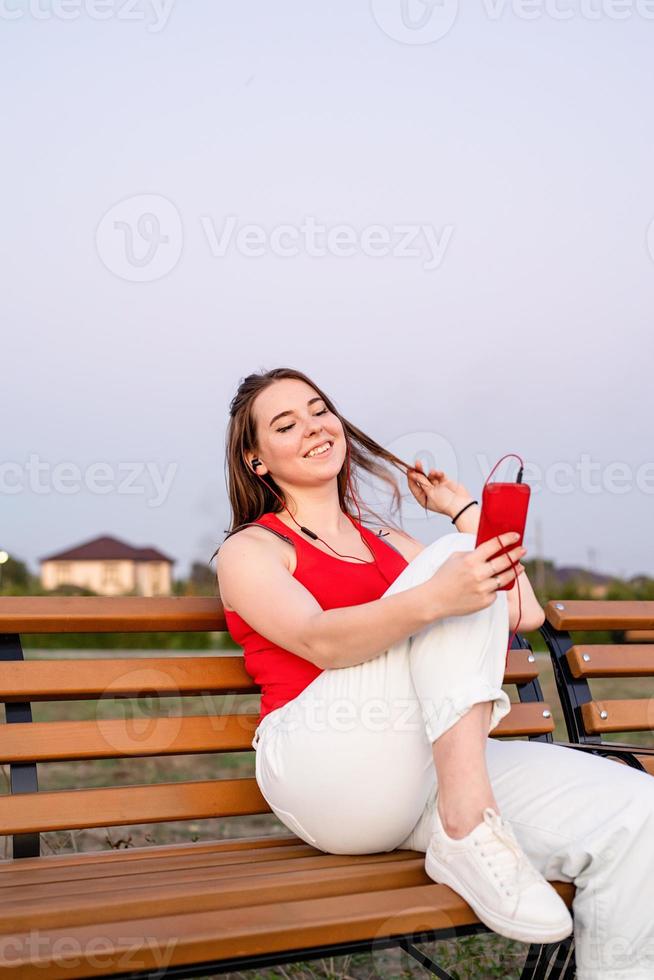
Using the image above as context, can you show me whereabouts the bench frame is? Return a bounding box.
[0,600,574,980]
[540,601,654,773]
[63,930,576,980]
[1,634,40,860]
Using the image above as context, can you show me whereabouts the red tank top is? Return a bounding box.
[223,511,409,724]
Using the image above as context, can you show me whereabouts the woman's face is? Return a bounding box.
[250,378,346,487]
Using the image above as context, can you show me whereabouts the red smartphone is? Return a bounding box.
[474,481,531,590]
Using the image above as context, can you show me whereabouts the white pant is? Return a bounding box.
[252,532,654,979]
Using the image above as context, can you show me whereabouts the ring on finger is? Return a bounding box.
[494,575,501,590]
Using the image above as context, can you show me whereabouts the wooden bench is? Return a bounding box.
[541,600,654,774]
[0,596,578,980]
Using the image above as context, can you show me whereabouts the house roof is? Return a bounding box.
[40,535,175,564]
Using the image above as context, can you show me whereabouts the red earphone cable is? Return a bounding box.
[252,441,379,566]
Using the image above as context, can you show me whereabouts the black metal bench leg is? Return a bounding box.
[0,634,40,860]
[397,938,458,980]
[546,935,576,980]
[519,936,576,980]
[398,933,576,980]
[520,942,546,979]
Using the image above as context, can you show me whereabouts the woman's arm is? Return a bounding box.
[450,499,545,632]
[217,529,442,670]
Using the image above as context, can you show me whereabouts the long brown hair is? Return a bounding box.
[211,367,416,561]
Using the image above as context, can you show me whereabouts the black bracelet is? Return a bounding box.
[451,499,479,525]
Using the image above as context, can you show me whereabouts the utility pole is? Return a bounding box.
[587,547,597,574]
[534,519,546,594]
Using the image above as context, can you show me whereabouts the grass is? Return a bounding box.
[2,647,652,978]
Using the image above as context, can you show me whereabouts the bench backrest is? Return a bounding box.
[542,600,654,744]
[1,597,554,860]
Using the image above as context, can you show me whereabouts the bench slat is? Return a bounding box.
[566,645,654,678]
[0,853,430,933]
[0,845,412,892]
[546,600,654,631]
[0,778,269,835]
[580,699,654,734]
[0,657,254,701]
[0,651,534,701]
[0,835,307,880]
[1,879,576,980]
[0,596,225,633]
[0,714,260,761]
[504,648,540,683]
[0,702,553,761]
[492,702,555,736]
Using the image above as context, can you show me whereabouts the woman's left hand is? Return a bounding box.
[407,459,474,518]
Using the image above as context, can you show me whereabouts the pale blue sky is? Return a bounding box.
[2,1,653,581]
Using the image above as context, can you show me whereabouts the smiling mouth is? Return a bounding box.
[303,440,334,459]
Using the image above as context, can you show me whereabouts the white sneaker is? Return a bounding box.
[425,804,574,944]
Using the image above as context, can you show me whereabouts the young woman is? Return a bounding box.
[215,367,654,976]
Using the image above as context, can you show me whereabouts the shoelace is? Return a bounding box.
[473,807,543,898]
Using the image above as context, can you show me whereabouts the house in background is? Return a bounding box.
[39,535,175,596]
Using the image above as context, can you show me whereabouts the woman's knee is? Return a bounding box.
[620,772,654,844]
[384,531,477,595]
[407,532,472,576]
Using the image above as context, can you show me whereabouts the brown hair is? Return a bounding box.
[210,367,416,562]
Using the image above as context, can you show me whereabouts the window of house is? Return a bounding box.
[151,563,163,594]
[102,562,120,586]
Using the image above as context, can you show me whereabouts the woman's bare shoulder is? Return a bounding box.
[216,525,294,611]
[218,525,293,567]
[372,525,425,563]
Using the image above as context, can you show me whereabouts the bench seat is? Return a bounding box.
[0,832,575,979]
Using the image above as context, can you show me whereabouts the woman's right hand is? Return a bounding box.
[425,533,527,618]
